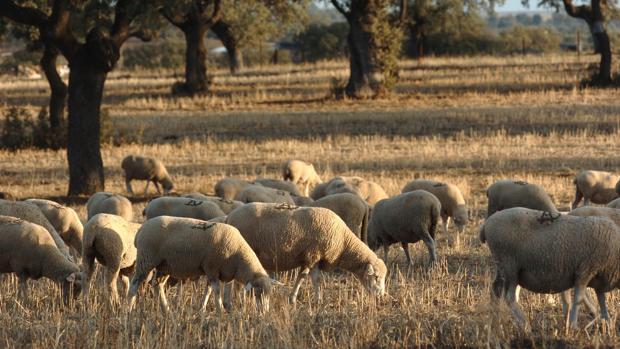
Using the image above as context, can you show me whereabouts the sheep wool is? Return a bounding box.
[26,199,84,258]
[282,160,323,196]
[86,192,134,222]
[121,155,174,195]
[572,170,620,209]
[143,196,226,221]
[307,193,370,242]
[486,179,557,217]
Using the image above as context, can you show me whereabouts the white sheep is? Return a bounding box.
[282,160,323,196]
[86,192,134,222]
[0,215,82,304]
[607,198,620,209]
[26,199,84,259]
[486,180,557,218]
[480,207,620,330]
[0,199,72,261]
[310,182,329,200]
[234,185,296,205]
[143,196,226,221]
[82,213,141,305]
[324,176,388,206]
[568,206,620,226]
[572,170,620,209]
[226,203,387,304]
[182,192,244,214]
[402,179,469,239]
[307,193,370,242]
[214,178,253,200]
[127,216,273,312]
[121,155,174,196]
[367,190,441,266]
[254,178,302,196]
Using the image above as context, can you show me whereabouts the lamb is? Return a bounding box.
[86,192,134,222]
[0,199,72,261]
[367,190,441,266]
[226,203,387,304]
[254,178,302,196]
[182,192,243,214]
[214,178,253,200]
[282,160,323,196]
[0,215,81,304]
[402,179,469,238]
[127,216,273,312]
[310,182,329,200]
[572,170,620,209]
[307,193,370,242]
[486,180,557,218]
[607,198,620,209]
[26,199,84,259]
[325,176,388,206]
[234,185,296,205]
[81,213,141,305]
[143,196,226,221]
[568,206,620,226]
[480,207,620,330]
[121,155,174,196]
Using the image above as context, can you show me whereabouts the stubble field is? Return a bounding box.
[0,53,619,347]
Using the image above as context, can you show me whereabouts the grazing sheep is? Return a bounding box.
[325,176,388,206]
[572,170,620,209]
[402,179,469,238]
[143,196,226,221]
[86,192,134,222]
[568,206,620,226]
[127,216,273,312]
[0,199,72,261]
[121,155,174,196]
[607,198,620,209]
[480,207,620,330]
[310,182,329,200]
[235,185,296,205]
[208,215,227,223]
[81,213,141,305]
[182,193,243,214]
[26,199,84,259]
[307,193,370,242]
[0,215,81,304]
[254,178,302,196]
[367,191,441,266]
[226,203,387,303]
[282,160,323,196]
[214,178,254,200]
[291,194,314,206]
[486,180,557,218]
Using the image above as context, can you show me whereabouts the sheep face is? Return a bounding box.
[161,178,175,194]
[453,205,469,232]
[357,261,387,297]
[246,276,272,312]
[61,272,83,305]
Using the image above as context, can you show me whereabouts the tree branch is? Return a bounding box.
[48,0,79,58]
[399,0,408,27]
[0,1,47,27]
[562,0,592,20]
[111,0,147,46]
[331,0,350,17]
[129,29,152,42]
[160,6,188,28]
[201,0,222,27]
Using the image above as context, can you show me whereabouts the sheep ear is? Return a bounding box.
[366,264,375,276]
[270,278,284,286]
[245,282,253,292]
[66,273,76,283]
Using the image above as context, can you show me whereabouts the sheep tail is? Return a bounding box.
[429,204,440,239]
[479,224,486,243]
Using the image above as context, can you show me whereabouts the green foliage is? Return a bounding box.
[122,41,185,69]
[294,22,348,61]
[371,5,404,92]
[500,25,561,53]
[0,107,67,151]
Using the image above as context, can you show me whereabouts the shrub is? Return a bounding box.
[122,41,185,70]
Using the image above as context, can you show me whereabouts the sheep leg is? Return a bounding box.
[128,269,151,311]
[17,276,28,302]
[155,275,170,313]
[383,245,389,264]
[401,243,413,266]
[441,214,449,234]
[583,198,590,207]
[303,183,310,197]
[289,268,310,305]
[310,267,322,301]
[567,284,585,330]
[153,181,161,195]
[105,267,121,306]
[120,275,130,298]
[125,179,134,195]
[506,282,530,332]
[491,271,504,301]
[211,279,224,313]
[223,282,233,311]
[596,291,610,322]
[81,251,96,301]
[421,233,437,267]
[201,283,213,313]
[582,291,599,317]
[571,187,583,210]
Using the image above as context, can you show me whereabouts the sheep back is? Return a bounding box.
[144,196,226,221]
[86,192,134,222]
[574,170,620,205]
[486,180,557,217]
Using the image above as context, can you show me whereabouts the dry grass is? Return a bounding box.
[1,53,620,347]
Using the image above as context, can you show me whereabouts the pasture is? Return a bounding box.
[1,53,619,347]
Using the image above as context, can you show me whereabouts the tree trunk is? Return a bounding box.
[212,20,243,74]
[592,22,611,82]
[181,23,209,95]
[345,13,383,98]
[40,44,67,136]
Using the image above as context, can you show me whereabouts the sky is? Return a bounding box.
[494,0,551,12]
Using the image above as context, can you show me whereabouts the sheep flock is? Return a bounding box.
[2,155,620,336]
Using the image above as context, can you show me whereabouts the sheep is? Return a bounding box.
[214,178,253,200]
[26,199,84,259]
[480,207,620,330]
[0,215,81,304]
[226,203,387,304]
[325,176,388,206]
[0,192,16,201]
[568,206,620,226]
[402,179,469,240]
[182,192,243,214]
[307,193,370,242]
[254,178,302,196]
[0,199,72,261]
[310,182,329,200]
[282,160,323,196]
[291,194,314,206]
[121,155,174,196]
[486,180,557,218]
[234,185,296,205]
[143,196,226,221]
[86,192,133,222]
[81,213,141,305]
[367,190,441,266]
[572,170,620,209]
[127,216,273,313]
[607,198,620,209]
